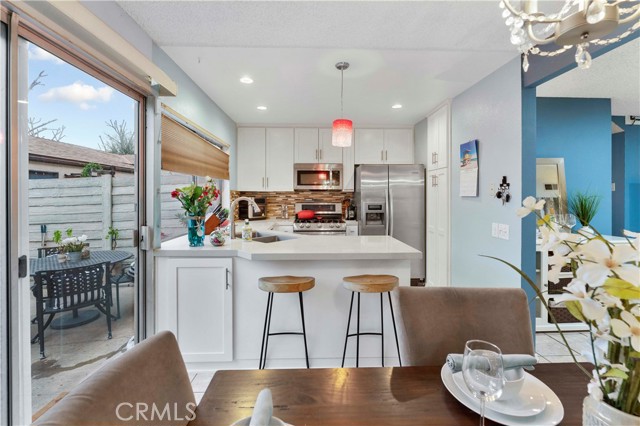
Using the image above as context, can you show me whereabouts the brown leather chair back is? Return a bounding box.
[395,287,534,366]
[34,331,196,426]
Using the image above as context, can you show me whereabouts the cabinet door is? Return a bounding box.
[294,128,319,163]
[426,172,438,286]
[266,128,294,191]
[436,106,450,169]
[346,225,359,236]
[156,257,233,363]
[319,128,344,163]
[354,129,384,164]
[237,128,266,190]
[384,129,414,164]
[342,134,355,192]
[427,112,439,171]
[435,169,449,286]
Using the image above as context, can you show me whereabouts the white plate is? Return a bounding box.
[230,416,290,426]
[441,365,564,426]
[451,369,547,417]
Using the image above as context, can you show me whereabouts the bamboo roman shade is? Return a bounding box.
[161,115,230,180]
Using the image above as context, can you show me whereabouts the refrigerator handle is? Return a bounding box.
[389,187,394,237]
[385,188,391,236]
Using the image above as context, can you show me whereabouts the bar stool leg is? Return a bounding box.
[261,292,275,370]
[341,292,354,368]
[356,292,361,368]
[380,293,384,367]
[388,292,402,367]
[259,292,271,369]
[298,292,310,369]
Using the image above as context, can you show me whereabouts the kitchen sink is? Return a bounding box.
[252,235,281,243]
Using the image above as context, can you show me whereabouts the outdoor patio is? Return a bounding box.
[30,282,135,413]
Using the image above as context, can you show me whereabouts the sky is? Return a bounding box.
[27,42,137,150]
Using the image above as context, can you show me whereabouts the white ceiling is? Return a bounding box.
[117,0,520,126]
[538,38,640,116]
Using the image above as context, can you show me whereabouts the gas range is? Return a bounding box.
[293,202,346,234]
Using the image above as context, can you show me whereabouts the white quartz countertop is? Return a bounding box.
[156,233,421,261]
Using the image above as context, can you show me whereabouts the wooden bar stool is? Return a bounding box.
[258,275,315,370]
[341,274,402,368]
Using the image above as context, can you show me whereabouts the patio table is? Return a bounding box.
[30,250,133,329]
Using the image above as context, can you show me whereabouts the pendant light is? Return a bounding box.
[332,62,353,147]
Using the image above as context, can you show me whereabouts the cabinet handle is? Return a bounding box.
[435,152,438,164]
[431,152,435,164]
[266,177,269,188]
[315,149,318,160]
[225,268,230,290]
[262,177,265,188]
[435,175,439,187]
[385,150,388,161]
[320,149,322,160]
[381,150,384,161]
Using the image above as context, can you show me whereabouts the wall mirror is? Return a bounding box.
[536,158,568,217]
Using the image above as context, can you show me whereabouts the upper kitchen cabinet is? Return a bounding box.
[237,127,294,191]
[354,128,414,165]
[237,127,267,191]
[342,137,355,192]
[427,104,450,171]
[294,128,343,164]
[265,128,294,191]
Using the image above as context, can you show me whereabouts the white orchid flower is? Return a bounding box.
[205,176,213,182]
[631,304,640,316]
[610,310,640,352]
[516,196,545,218]
[587,377,604,401]
[576,239,640,287]
[554,279,607,321]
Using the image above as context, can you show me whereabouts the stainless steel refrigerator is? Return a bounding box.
[355,164,425,281]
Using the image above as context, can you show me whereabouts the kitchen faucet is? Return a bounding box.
[229,197,261,239]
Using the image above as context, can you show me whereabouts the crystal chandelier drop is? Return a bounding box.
[500,0,640,72]
[332,62,353,148]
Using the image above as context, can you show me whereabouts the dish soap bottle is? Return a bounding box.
[242,219,253,241]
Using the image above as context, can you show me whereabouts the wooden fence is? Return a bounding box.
[28,172,191,257]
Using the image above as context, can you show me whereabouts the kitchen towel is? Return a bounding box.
[446,353,537,373]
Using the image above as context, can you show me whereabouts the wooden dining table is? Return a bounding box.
[191,363,590,425]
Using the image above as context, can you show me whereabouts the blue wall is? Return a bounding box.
[613,116,640,232]
[536,98,612,234]
[450,58,523,288]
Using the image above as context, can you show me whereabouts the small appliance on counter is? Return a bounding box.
[238,197,267,220]
[346,198,357,220]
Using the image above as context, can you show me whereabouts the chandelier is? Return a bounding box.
[332,62,353,148]
[500,0,640,71]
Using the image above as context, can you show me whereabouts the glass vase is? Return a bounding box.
[187,214,205,247]
[583,395,639,426]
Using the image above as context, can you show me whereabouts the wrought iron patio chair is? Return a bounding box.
[31,262,113,359]
[110,261,135,319]
[37,246,60,258]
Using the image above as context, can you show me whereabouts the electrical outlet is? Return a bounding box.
[498,224,510,240]
[490,184,496,196]
[491,223,499,238]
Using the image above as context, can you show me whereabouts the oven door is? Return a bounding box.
[294,231,346,236]
[294,163,342,190]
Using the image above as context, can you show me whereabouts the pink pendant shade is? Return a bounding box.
[332,119,353,147]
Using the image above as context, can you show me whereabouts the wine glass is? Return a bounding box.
[462,340,505,426]
[563,213,577,230]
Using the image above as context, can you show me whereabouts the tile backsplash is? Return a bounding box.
[231,190,353,219]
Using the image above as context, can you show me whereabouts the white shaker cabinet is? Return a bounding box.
[318,128,344,163]
[294,128,343,164]
[354,129,384,164]
[156,257,233,362]
[426,168,449,287]
[237,127,294,191]
[427,104,450,171]
[237,127,266,191]
[355,129,414,165]
[342,134,355,192]
[265,128,294,191]
[384,129,414,164]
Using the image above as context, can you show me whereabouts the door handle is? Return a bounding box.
[385,189,390,236]
[18,255,27,278]
[389,188,394,237]
[225,268,230,290]
[435,175,439,187]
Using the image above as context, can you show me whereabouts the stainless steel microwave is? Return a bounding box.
[294,163,343,191]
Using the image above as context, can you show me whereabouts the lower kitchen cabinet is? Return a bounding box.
[426,168,449,287]
[156,257,233,362]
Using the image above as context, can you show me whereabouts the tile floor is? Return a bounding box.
[188,332,591,397]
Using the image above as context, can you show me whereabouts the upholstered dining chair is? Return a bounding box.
[395,287,534,366]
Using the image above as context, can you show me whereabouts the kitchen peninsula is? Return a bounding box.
[155,231,421,370]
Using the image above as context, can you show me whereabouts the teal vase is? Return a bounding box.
[187,214,205,247]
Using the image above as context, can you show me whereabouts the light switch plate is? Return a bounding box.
[498,224,510,240]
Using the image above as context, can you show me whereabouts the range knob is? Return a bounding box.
[305,223,311,229]
[317,223,322,228]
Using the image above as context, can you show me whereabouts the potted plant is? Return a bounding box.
[488,197,639,424]
[171,176,220,247]
[106,226,119,250]
[81,162,103,177]
[57,228,88,262]
[569,190,602,234]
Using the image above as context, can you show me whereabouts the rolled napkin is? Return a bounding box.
[446,353,537,373]
[249,388,273,426]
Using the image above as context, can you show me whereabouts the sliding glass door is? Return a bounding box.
[0,20,9,426]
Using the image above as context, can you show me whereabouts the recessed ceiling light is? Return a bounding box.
[392,104,403,109]
[240,76,254,84]
[257,106,267,111]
